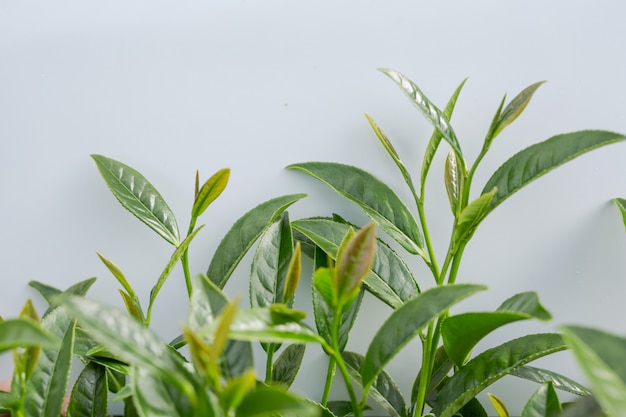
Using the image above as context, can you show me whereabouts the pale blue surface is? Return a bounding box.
[1,1,626,414]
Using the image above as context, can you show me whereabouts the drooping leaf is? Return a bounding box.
[421,78,468,189]
[293,218,418,309]
[287,162,425,257]
[442,291,552,365]
[91,154,180,246]
[343,351,407,417]
[431,333,567,417]
[192,168,230,218]
[379,68,465,166]
[482,131,626,214]
[361,284,486,389]
[613,198,626,229]
[25,320,75,417]
[207,194,306,288]
[235,386,320,417]
[272,344,306,388]
[0,318,58,353]
[489,81,546,143]
[561,325,626,416]
[510,365,591,396]
[521,382,562,417]
[66,362,108,417]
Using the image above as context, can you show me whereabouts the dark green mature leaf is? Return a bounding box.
[272,344,306,388]
[327,401,353,417]
[361,284,486,389]
[29,278,97,312]
[25,321,75,417]
[312,284,364,353]
[67,362,108,417]
[379,68,465,166]
[510,366,591,396]
[250,212,293,309]
[293,218,418,309]
[343,351,407,417]
[207,194,306,288]
[236,387,320,417]
[189,274,254,379]
[431,333,567,417]
[482,131,626,214]
[192,168,230,218]
[287,162,425,257]
[60,295,194,399]
[91,154,180,246]
[0,319,58,352]
[442,291,551,366]
[561,325,626,416]
[489,81,546,143]
[521,382,562,417]
[421,78,467,188]
[613,198,626,229]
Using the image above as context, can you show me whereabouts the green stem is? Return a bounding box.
[182,218,197,298]
[321,356,336,406]
[264,343,276,384]
[331,306,361,417]
[413,322,435,416]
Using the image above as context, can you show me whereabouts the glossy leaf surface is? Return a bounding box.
[67,362,108,417]
[293,218,418,309]
[482,131,626,214]
[361,284,486,389]
[272,343,306,388]
[510,365,591,396]
[92,154,180,246]
[444,150,463,215]
[521,382,562,417]
[287,162,425,256]
[442,291,551,365]
[431,333,567,417]
[561,325,626,416]
[207,194,306,288]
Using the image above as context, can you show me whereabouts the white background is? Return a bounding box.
[1,1,626,414]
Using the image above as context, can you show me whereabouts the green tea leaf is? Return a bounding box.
[613,198,626,229]
[444,150,463,215]
[25,320,75,417]
[559,396,604,417]
[0,318,58,353]
[207,194,306,288]
[91,154,180,246]
[431,333,567,417]
[521,382,562,417]
[236,386,320,417]
[335,223,376,304]
[379,68,465,166]
[283,242,302,305]
[29,278,97,312]
[561,325,626,416]
[488,393,510,417]
[220,370,256,414]
[442,291,552,366]
[129,367,195,417]
[361,284,486,389]
[293,218,418,309]
[272,344,306,388]
[96,253,135,297]
[452,187,496,250]
[287,162,425,257]
[421,78,467,188]
[343,351,407,417]
[459,398,489,417]
[510,366,591,396]
[67,362,108,417]
[192,168,230,218]
[482,131,626,214]
[490,81,546,142]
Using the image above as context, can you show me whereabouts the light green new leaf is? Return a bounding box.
[489,81,546,143]
[67,362,108,417]
[452,188,496,251]
[343,351,407,417]
[60,295,194,399]
[421,78,467,188]
[379,68,465,166]
[431,333,567,417]
[482,131,626,214]
[293,218,418,309]
[442,291,551,366]
[0,319,58,353]
[96,253,135,297]
[488,393,510,417]
[207,194,306,288]
[272,344,306,388]
[91,154,180,246]
[287,162,425,257]
[236,386,321,417]
[192,168,230,218]
[361,284,486,389]
[25,320,75,417]
[129,367,196,417]
[510,366,591,396]
[444,150,463,216]
[521,382,562,417]
[561,325,626,417]
[613,198,626,229]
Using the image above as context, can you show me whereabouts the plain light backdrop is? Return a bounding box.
[2,1,626,414]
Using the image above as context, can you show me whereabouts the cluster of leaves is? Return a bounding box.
[1,69,626,417]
